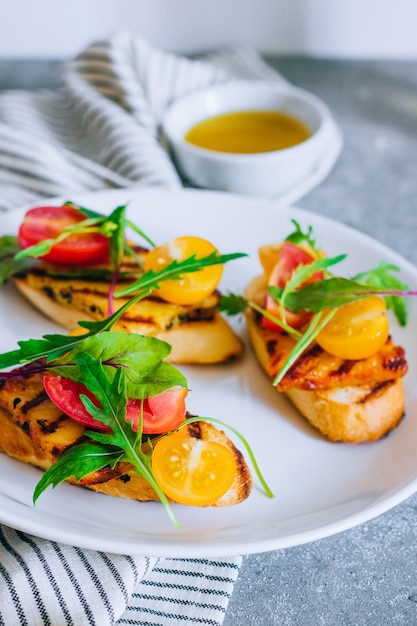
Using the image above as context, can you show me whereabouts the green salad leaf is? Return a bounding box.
[0,199,271,527]
[114,251,247,298]
[0,235,36,283]
[284,219,318,252]
[34,352,182,528]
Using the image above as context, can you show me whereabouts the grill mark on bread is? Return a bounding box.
[359,380,394,404]
[186,420,202,439]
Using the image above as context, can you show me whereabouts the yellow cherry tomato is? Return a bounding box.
[316,295,390,360]
[143,236,223,305]
[258,242,284,276]
[151,432,236,506]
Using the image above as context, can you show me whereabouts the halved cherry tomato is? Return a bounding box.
[18,205,109,266]
[261,241,322,331]
[151,432,236,506]
[44,375,187,435]
[315,295,389,360]
[126,388,187,434]
[143,236,223,305]
[43,375,111,432]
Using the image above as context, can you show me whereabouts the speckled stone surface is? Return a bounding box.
[1,56,417,626]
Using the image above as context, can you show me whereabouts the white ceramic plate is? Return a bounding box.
[0,188,416,558]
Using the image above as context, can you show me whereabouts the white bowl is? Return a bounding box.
[162,80,338,197]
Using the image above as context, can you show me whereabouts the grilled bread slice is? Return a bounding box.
[13,246,243,364]
[245,274,408,443]
[0,367,252,507]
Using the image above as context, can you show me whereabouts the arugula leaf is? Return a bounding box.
[272,309,336,386]
[11,202,155,274]
[284,220,318,252]
[0,289,152,370]
[219,293,249,316]
[33,443,123,504]
[76,202,156,249]
[75,353,181,527]
[115,251,247,298]
[33,353,181,528]
[353,261,409,326]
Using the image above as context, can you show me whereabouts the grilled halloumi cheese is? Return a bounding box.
[13,245,243,364]
[0,366,252,506]
[245,274,408,443]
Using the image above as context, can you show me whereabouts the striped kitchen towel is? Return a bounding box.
[0,30,341,214]
[0,31,286,213]
[0,527,241,625]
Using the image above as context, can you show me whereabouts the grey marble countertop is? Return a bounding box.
[1,57,417,625]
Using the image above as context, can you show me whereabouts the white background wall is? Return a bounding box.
[2,0,417,60]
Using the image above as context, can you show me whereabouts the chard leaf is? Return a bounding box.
[49,332,187,397]
[281,254,347,304]
[284,277,379,311]
[123,361,187,398]
[284,277,414,316]
[33,442,123,504]
[55,332,171,378]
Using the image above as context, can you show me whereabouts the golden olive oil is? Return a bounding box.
[184,109,311,154]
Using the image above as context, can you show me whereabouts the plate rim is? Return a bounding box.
[0,186,416,557]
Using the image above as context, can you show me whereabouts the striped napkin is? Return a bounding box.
[0,31,339,625]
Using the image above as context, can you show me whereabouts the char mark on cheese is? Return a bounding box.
[382,346,408,374]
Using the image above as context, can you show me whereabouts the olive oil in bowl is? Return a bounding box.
[184,110,311,154]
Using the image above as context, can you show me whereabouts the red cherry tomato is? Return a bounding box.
[262,241,322,332]
[43,375,111,433]
[43,375,187,435]
[18,205,109,266]
[126,388,187,434]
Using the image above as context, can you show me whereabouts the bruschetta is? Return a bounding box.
[234,222,409,443]
[1,204,244,364]
[0,330,256,520]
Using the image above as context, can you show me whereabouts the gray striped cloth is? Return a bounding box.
[0,31,339,625]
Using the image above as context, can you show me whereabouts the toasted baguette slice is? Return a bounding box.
[245,275,408,443]
[0,369,252,507]
[13,256,243,364]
